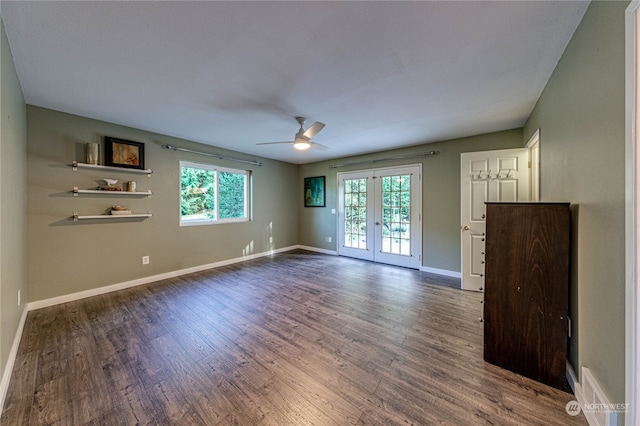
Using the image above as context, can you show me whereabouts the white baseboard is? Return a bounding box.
[567,362,623,426]
[27,245,300,311]
[567,361,585,404]
[0,306,28,411]
[581,367,622,426]
[420,266,462,278]
[297,245,337,256]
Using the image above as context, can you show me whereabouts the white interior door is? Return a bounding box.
[339,165,421,269]
[460,149,530,291]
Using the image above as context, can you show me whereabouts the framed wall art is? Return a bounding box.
[104,136,145,170]
[304,176,326,207]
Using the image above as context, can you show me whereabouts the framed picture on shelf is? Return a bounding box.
[104,136,145,170]
[304,176,326,207]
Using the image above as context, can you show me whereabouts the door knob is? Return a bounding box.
[463,225,470,231]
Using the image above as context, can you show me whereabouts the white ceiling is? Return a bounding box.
[1,1,589,164]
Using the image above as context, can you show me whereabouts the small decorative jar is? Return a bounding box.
[86,143,99,165]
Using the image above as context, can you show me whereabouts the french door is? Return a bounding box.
[338,165,421,269]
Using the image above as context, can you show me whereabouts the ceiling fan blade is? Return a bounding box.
[303,121,325,139]
[311,142,329,151]
[256,141,293,146]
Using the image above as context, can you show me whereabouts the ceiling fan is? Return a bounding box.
[257,116,328,151]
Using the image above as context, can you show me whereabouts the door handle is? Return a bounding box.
[463,225,470,231]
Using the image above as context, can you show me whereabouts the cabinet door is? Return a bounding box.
[484,203,570,389]
[484,205,524,376]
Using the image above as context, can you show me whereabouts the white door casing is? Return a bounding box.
[625,2,640,424]
[460,149,530,291]
[338,165,422,269]
[527,129,541,201]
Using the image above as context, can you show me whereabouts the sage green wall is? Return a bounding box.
[523,0,626,409]
[0,18,27,391]
[298,128,523,273]
[26,106,299,302]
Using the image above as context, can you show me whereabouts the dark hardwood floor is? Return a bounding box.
[1,250,587,425]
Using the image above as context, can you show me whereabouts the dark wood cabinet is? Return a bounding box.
[483,202,570,389]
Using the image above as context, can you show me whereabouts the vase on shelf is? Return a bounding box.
[86,143,99,165]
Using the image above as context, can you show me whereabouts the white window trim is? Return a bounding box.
[179,160,250,226]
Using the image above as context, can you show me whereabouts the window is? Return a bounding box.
[180,161,250,226]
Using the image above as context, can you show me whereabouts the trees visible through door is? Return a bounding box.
[344,178,368,250]
[339,166,421,269]
[380,174,412,256]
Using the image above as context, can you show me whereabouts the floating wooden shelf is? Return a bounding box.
[72,212,153,222]
[70,160,154,222]
[72,187,153,197]
[71,161,153,176]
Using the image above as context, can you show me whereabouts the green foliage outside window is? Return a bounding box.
[181,167,216,218]
[219,171,246,219]
[180,162,248,223]
[381,175,410,238]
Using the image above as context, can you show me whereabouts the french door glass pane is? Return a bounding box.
[381,174,411,255]
[344,178,367,249]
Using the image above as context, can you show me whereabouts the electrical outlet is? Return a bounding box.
[17,290,21,306]
[142,255,150,265]
[326,236,332,243]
